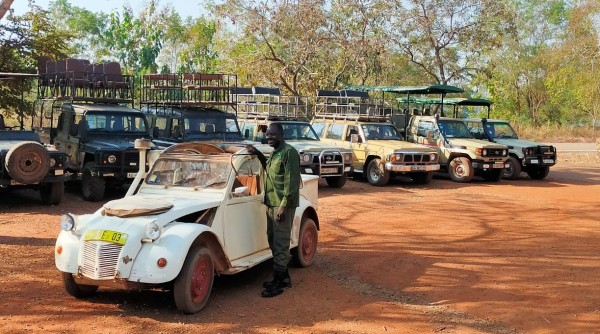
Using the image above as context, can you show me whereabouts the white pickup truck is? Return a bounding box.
[55,140,320,313]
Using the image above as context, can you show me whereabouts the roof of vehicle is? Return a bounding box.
[345,84,465,94]
[463,118,510,123]
[64,103,143,114]
[399,97,492,107]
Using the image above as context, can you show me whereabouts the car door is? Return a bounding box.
[223,156,268,261]
[345,124,366,169]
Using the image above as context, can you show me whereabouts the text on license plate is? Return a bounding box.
[493,163,504,168]
[321,167,338,174]
[84,229,128,245]
[127,172,137,178]
[411,165,426,171]
[543,159,554,164]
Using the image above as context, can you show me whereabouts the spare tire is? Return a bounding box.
[5,141,51,184]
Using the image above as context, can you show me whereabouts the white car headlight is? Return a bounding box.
[301,154,311,164]
[60,213,75,231]
[145,222,162,240]
[482,149,488,156]
[429,153,437,161]
[343,153,352,162]
[49,158,57,167]
[108,155,117,163]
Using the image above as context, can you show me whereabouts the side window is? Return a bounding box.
[345,125,359,142]
[233,157,262,196]
[417,121,434,137]
[171,118,182,139]
[155,116,168,137]
[311,122,326,137]
[325,123,344,140]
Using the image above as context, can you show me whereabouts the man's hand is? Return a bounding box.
[275,206,286,221]
[245,144,256,154]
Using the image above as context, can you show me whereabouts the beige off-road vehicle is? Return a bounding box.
[406,115,509,182]
[311,90,440,186]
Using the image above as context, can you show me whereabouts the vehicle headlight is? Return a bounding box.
[60,213,76,231]
[301,154,311,164]
[343,153,353,162]
[482,149,488,156]
[107,155,117,164]
[502,149,507,156]
[49,158,56,167]
[429,153,437,161]
[145,222,162,240]
[391,153,403,162]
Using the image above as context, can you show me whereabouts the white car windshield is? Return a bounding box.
[486,122,518,139]
[281,123,319,141]
[146,157,231,188]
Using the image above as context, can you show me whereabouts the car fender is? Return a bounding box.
[129,223,226,284]
[55,230,81,274]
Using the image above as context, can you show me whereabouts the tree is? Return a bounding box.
[0,4,73,118]
[386,0,510,85]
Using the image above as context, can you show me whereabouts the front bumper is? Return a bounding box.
[472,161,508,170]
[385,163,440,172]
[523,156,556,167]
[301,163,353,177]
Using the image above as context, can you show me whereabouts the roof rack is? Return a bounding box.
[313,89,394,122]
[140,73,238,113]
[36,59,134,104]
[234,86,309,121]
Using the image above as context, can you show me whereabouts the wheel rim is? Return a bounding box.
[369,163,381,182]
[504,161,514,177]
[190,256,211,304]
[454,162,466,178]
[301,225,317,261]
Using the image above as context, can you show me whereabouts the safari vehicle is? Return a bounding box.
[33,58,151,201]
[141,73,243,148]
[440,97,557,180]
[0,114,67,205]
[54,140,320,314]
[465,117,556,180]
[312,90,440,186]
[236,86,353,188]
[406,114,509,182]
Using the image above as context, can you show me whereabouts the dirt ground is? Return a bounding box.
[1,162,599,334]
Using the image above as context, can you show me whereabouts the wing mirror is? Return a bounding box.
[244,128,250,139]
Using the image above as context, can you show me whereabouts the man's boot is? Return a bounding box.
[263,269,292,289]
[261,270,288,298]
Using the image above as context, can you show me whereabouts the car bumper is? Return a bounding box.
[523,156,556,167]
[472,161,508,170]
[301,164,353,177]
[385,163,440,172]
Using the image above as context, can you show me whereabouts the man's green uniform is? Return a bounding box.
[255,141,301,271]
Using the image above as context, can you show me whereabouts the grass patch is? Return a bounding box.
[513,124,599,143]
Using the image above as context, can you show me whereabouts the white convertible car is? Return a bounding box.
[55,141,319,313]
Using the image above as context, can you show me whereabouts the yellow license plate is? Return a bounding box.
[84,229,128,245]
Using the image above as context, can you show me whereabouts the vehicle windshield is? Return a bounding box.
[281,122,319,141]
[86,112,147,133]
[145,157,231,189]
[438,120,473,138]
[184,115,242,140]
[485,122,518,139]
[361,124,402,140]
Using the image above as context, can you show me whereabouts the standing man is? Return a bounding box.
[246,123,301,298]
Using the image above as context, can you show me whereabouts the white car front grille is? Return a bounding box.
[81,242,123,279]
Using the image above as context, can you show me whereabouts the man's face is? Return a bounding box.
[266,124,282,147]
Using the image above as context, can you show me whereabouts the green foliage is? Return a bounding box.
[0,4,74,118]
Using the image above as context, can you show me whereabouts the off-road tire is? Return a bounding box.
[448,157,474,183]
[411,172,434,185]
[481,169,503,182]
[81,162,105,202]
[174,247,215,314]
[527,166,550,180]
[291,217,318,267]
[5,141,50,184]
[366,158,390,186]
[503,156,522,180]
[325,174,347,188]
[62,272,98,298]
[40,182,64,205]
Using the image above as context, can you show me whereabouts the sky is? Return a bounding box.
[6,0,206,19]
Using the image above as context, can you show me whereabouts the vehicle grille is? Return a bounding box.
[540,146,555,156]
[312,152,343,164]
[123,151,139,168]
[402,154,432,164]
[486,148,505,157]
[81,242,122,279]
